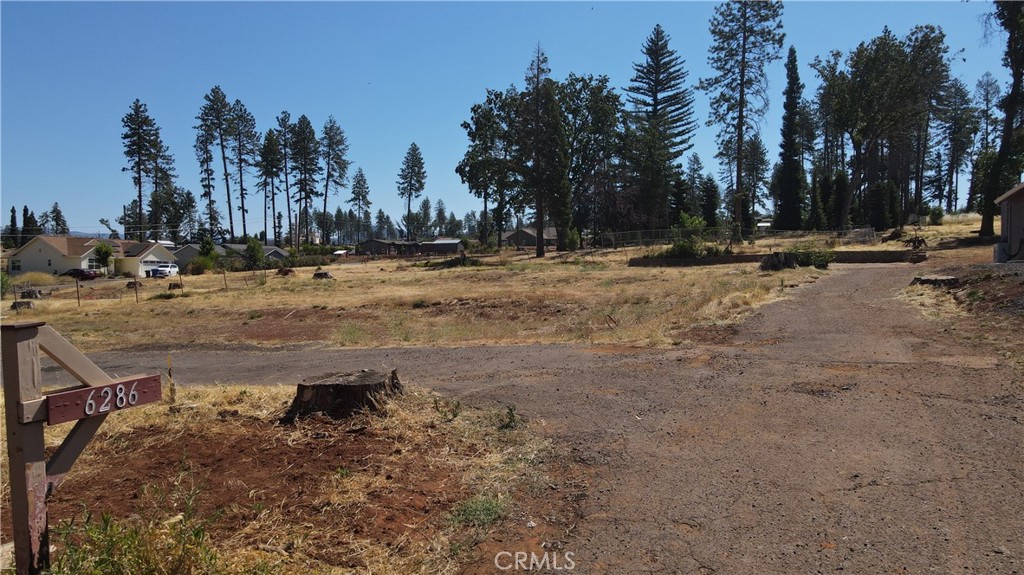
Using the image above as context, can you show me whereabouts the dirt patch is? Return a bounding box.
[1,390,585,574]
[946,264,1024,317]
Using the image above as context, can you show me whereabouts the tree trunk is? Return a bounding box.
[280,369,402,424]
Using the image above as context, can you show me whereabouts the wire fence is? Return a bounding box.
[590,227,878,250]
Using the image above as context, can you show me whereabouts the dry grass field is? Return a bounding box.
[1,383,581,575]
[2,217,1014,574]
[3,248,827,353]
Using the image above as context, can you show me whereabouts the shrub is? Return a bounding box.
[786,244,836,269]
[928,205,944,226]
[189,256,216,275]
[0,272,9,299]
[567,228,581,251]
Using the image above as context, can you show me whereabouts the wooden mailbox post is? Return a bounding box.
[2,321,161,575]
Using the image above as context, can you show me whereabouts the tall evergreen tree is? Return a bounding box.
[197,87,235,239]
[320,116,351,242]
[625,24,698,229]
[700,1,784,231]
[979,1,1024,236]
[121,98,159,240]
[289,115,321,244]
[228,99,259,239]
[517,46,570,255]
[194,116,220,237]
[6,207,18,248]
[774,46,807,230]
[698,173,721,228]
[276,111,295,247]
[397,142,427,241]
[49,203,69,235]
[937,79,979,211]
[257,129,283,245]
[21,207,40,246]
[348,168,372,243]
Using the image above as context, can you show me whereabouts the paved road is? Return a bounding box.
[68,263,1022,574]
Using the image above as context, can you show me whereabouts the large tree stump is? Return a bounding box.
[280,369,402,424]
[759,252,797,271]
[910,275,958,287]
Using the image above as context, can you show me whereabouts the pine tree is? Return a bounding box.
[197,87,235,239]
[348,168,372,243]
[258,130,284,246]
[49,203,69,235]
[6,207,18,248]
[699,174,721,228]
[625,25,698,229]
[194,113,220,237]
[700,1,784,231]
[21,207,40,246]
[276,112,295,247]
[774,46,807,230]
[289,115,321,244]
[228,99,259,239]
[122,98,159,240]
[397,142,427,241]
[320,116,351,242]
[434,199,448,236]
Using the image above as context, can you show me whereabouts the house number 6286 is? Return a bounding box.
[84,383,139,416]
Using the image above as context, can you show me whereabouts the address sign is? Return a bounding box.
[45,375,162,425]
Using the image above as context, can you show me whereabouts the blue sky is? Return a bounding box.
[0,1,1009,236]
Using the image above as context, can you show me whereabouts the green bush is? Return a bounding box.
[1,272,10,299]
[189,256,216,275]
[928,205,944,226]
[786,244,836,269]
[567,228,581,251]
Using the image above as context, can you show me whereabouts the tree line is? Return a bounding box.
[85,2,1024,251]
[457,1,1024,255]
[2,204,69,248]
[118,86,460,248]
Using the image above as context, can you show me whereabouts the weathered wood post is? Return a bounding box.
[2,321,50,574]
[2,321,161,575]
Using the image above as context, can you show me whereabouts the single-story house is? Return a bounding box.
[996,182,1024,262]
[221,244,290,261]
[173,243,228,268]
[501,227,558,248]
[357,239,420,256]
[421,238,464,255]
[6,236,176,277]
[118,242,179,277]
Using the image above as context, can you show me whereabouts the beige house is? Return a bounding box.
[7,236,177,277]
[995,183,1024,262]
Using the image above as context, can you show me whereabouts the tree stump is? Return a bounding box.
[10,301,34,311]
[126,281,144,289]
[907,251,928,264]
[759,252,797,272]
[19,289,44,299]
[910,275,958,287]
[280,369,402,424]
[277,267,296,276]
[312,270,335,280]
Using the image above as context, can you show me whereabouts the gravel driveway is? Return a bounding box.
[74,263,1022,574]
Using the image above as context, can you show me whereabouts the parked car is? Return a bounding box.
[152,263,179,278]
[59,269,99,280]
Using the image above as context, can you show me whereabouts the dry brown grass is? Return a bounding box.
[2,250,826,352]
[1,384,558,574]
